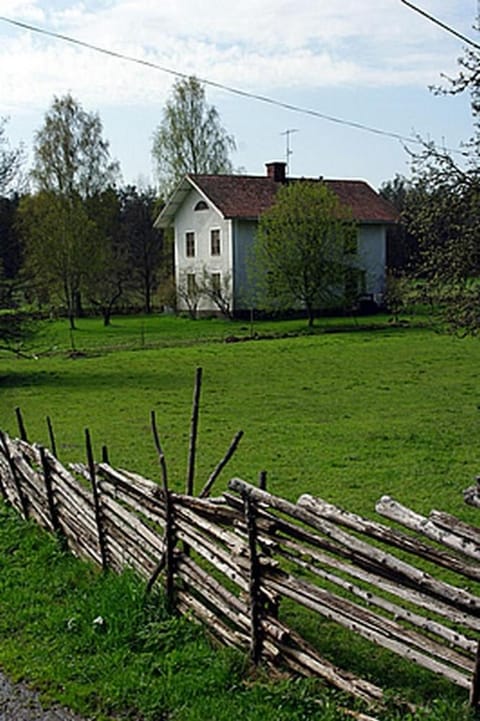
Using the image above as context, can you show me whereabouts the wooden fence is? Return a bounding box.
[2,428,480,716]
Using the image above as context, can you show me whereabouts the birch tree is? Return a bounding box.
[152,76,236,197]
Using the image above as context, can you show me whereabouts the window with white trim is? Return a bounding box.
[210,228,221,256]
[185,231,195,258]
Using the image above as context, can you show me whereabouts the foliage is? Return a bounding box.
[0,117,24,197]
[252,182,358,327]
[17,191,96,328]
[152,76,236,197]
[200,267,233,319]
[82,189,128,326]
[404,26,480,334]
[176,268,202,319]
[31,93,119,199]
[21,95,124,328]
[118,185,166,313]
[0,311,36,355]
[0,193,24,310]
[379,174,419,272]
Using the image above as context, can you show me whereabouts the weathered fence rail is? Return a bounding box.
[2,429,480,714]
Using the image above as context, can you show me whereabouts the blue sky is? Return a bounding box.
[0,1,477,192]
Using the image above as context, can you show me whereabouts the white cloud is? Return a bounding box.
[0,0,475,116]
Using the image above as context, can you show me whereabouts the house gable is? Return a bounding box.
[173,185,233,313]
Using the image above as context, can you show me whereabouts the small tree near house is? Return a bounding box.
[200,268,233,319]
[252,181,358,327]
[177,269,202,319]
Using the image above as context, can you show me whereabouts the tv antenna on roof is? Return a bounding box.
[281,128,298,176]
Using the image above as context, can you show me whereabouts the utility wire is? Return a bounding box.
[400,0,480,50]
[0,14,463,153]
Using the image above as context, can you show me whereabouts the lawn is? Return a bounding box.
[1,314,480,719]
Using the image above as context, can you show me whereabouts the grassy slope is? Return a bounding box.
[1,315,480,719]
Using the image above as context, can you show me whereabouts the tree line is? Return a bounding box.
[0,77,235,341]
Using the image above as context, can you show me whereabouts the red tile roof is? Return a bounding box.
[189,173,399,224]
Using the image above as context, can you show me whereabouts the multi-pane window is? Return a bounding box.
[187,273,197,295]
[185,231,195,257]
[210,229,221,256]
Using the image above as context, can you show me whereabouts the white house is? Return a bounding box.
[155,162,398,316]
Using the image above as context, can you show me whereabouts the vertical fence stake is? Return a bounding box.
[15,407,28,442]
[39,446,63,539]
[258,470,267,490]
[85,428,109,572]
[243,491,263,665]
[186,366,202,496]
[0,430,29,518]
[469,640,480,708]
[46,416,57,457]
[101,445,109,464]
[164,491,176,612]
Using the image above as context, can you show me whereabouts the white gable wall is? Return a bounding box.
[175,188,233,313]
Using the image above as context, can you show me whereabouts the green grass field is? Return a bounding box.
[1,314,480,719]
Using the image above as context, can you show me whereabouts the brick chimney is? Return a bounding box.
[266,162,287,183]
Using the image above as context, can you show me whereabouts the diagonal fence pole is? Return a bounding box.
[0,430,29,518]
[146,410,176,609]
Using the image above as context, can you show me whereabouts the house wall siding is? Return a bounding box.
[232,218,257,311]
[357,224,386,299]
[175,188,232,313]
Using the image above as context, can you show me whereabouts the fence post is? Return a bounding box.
[0,430,28,518]
[243,491,263,665]
[186,366,202,496]
[39,446,63,539]
[469,640,480,708]
[85,429,109,572]
[164,491,176,612]
[46,416,57,457]
[15,407,28,442]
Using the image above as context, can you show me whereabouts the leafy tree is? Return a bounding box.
[18,191,96,329]
[177,269,202,319]
[23,95,120,327]
[32,94,119,199]
[379,174,419,273]
[119,186,165,313]
[404,25,480,333]
[252,182,358,327]
[0,194,24,309]
[152,76,236,197]
[200,267,233,319]
[0,118,24,197]
[83,188,129,326]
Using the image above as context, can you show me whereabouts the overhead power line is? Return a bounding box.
[0,14,464,153]
[400,0,480,50]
